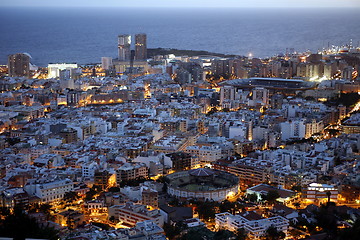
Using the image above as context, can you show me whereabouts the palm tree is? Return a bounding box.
[326,191,331,205]
[293,202,301,209]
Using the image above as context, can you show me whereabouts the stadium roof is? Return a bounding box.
[189,168,214,177]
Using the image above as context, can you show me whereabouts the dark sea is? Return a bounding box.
[0,7,360,66]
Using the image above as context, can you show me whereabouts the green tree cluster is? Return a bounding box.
[261,190,280,204]
[262,226,286,240]
[0,207,59,240]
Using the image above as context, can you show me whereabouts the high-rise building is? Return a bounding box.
[59,128,78,143]
[118,34,131,61]
[101,57,113,70]
[47,63,79,79]
[8,53,30,77]
[135,33,147,60]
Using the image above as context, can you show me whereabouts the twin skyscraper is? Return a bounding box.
[118,34,147,61]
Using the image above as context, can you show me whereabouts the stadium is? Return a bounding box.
[166,168,239,202]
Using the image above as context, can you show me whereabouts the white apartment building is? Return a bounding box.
[280,118,323,141]
[220,86,235,106]
[108,202,164,227]
[101,57,113,70]
[280,119,306,141]
[85,199,107,213]
[116,162,148,184]
[82,161,99,179]
[229,122,247,139]
[303,183,338,204]
[47,63,79,79]
[215,211,289,239]
[252,87,269,106]
[28,145,50,160]
[304,119,324,139]
[24,178,74,203]
[185,145,222,164]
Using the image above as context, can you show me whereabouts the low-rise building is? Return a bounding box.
[142,187,159,209]
[246,184,297,204]
[185,145,222,165]
[85,199,107,213]
[215,211,289,239]
[213,158,270,186]
[303,183,338,204]
[342,114,360,134]
[166,152,193,171]
[108,202,164,227]
[56,209,85,229]
[24,178,74,203]
[116,162,148,184]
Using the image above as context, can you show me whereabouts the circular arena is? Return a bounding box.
[166,168,239,202]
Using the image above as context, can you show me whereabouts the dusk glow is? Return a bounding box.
[1,0,360,8]
[1,0,360,239]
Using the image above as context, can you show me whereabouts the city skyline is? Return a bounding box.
[1,0,360,8]
[1,0,360,239]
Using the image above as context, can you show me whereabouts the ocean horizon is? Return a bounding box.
[1,7,359,66]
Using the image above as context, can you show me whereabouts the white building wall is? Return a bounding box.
[280,120,306,141]
[229,124,247,139]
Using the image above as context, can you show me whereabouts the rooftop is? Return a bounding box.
[189,168,214,177]
[220,77,316,89]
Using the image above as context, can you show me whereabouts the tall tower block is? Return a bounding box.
[135,33,147,61]
[8,53,30,77]
[118,34,131,61]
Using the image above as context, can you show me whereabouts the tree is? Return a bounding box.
[326,191,331,205]
[327,129,340,138]
[293,202,301,209]
[179,226,213,240]
[63,191,79,203]
[235,228,247,240]
[263,226,285,240]
[326,92,360,107]
[196,201,217,221]
[315,205,337,237]
[168,198,181,207]
[163,223,178,240]
[0,207,10,218]
[85,185,101,201]
[219,200,236,214]
[288,228,302,239]
[214,229,235,240]
[338,218,360,240]
[42,204,54,221]
[291,185,302,192]
[119,177,148,187]
[91,222,110,231]
[206,107,218,116]
[0,207,59,240]
[163,221,187,240]
[108,187,120,192]
[235,202,245,213]
[109,216,116,223]
[264,190,280,204]
[248,193,258,203]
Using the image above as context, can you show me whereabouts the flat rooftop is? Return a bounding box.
[220,77,316,89]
